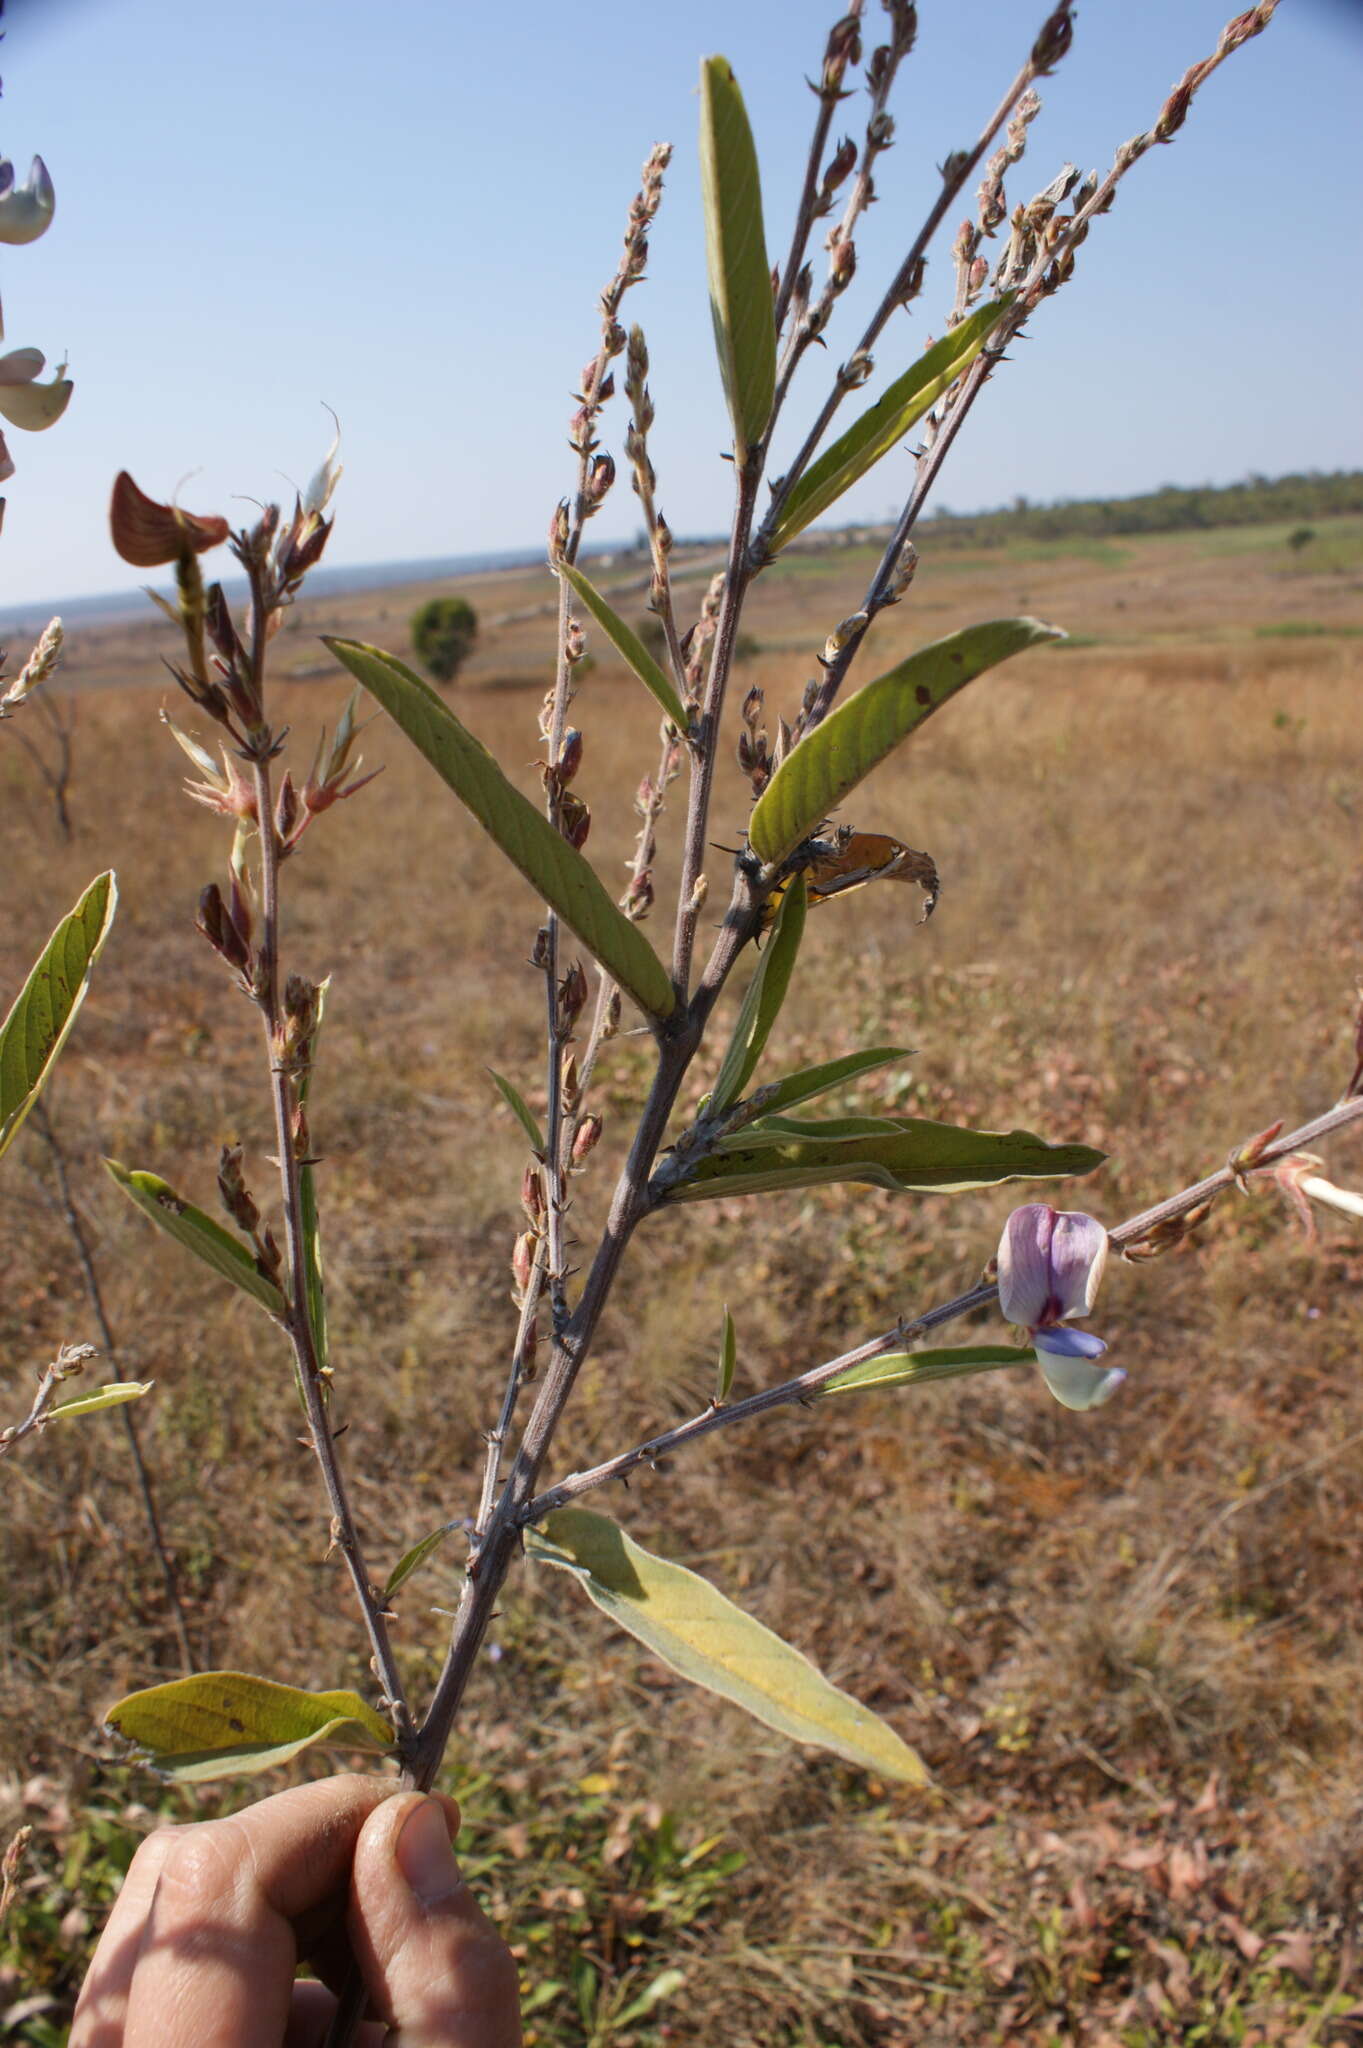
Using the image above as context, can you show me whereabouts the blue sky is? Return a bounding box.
[1,0,1360,607]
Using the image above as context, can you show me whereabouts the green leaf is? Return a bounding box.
[709,876,806,1116]
[558,563,689,732]
[298,977,329,1371]
[104,1160,286,1314]
[699,57,776,461]
[769,298,1014,551]
[103,1671,395,1783]
[664,1116,1104,1203]
[489,1069,544,1155]
[325,638,676,1022]
[49,1380,154,1420]
[0,871,117,1163]
[751,1046,913,1119]
[748,619,1064,867]
[526,1508,925,1783]
[616,1969,687,2027]
[716,1306,736,1402]
[821,1345,1034,1397]
[384,1523,457,1602]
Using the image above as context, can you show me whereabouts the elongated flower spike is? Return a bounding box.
[0,156,56,245]
[997,1202,1124,1411]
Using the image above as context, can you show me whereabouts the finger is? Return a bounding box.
[348,1794,523,2046]
[283,1981,387,2048]
[119,1774,396,2048]
[71,1826,180,2048]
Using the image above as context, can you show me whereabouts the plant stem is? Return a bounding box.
[30,1100,193,1669]
[523,1092,1363,1516]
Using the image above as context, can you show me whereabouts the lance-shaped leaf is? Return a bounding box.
[384,1522,457,1602]
[750,1046,912,1119]
[526,1508,925,1784]
[0,871,117,1162]
[821,1345,1034,1397]
[709,876,806,1116]
[700,57,776,461]
[558,563,689,732]
[298,978,329,1369]
[663,1116,1103,1203]
[49,1380,155,1420]
[748,619,1063,867]
[489,1069,544,1155]
[716,1306,737,1401]
[768,297,1014,551]
[325,639,676,1022]
[104,1160,285,1313]
[104,1671,394,1783]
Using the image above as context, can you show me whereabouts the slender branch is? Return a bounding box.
[236,545,412,1750]
[670,466,763,995]
[770,4,864,342]
[755,12,1070,560]
[524,1091,1363,1519]
[29,1100,193,1668]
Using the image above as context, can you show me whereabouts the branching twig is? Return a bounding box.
[0,1340,96,1457]
[29,1099,193,1669]
[523,1091,1363,1519]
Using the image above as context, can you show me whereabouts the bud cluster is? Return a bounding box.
[218,1142,284,1291]
[0,615,62,715]
[737,683,771,797]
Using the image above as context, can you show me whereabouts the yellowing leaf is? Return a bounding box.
[104,1160,285,1313]
[0,872,117,1162]
[325,639,676,1022]
[49,1380,154,1420]
[526,1508,926,1784]
[104,1671,394,1783]
[748,619,1063,867]
[700,57,776,461]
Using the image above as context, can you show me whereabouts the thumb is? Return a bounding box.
[348,1794,522,2046]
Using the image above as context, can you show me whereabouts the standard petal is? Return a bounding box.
[0,347,45,384]
[0,427,13,484]
[996,1202,1055,1327]
[1048,1210,1109,1319]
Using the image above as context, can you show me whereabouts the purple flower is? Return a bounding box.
[997,1203,1124,1411]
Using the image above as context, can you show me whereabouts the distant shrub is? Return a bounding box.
[1288,525,1317,553]
[635,613,667,656]
[411,595,478,683]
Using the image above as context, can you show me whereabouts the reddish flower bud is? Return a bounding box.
[559,728,583,783]
[512,1231,537,1298]
[571,1113,603,1166]
[558,961,589,1027]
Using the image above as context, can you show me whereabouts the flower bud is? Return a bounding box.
[559,727,583,783]
[560,791,591,848]
[558,962,589,1027]
[521,1164,546,1225]
[571,1113,603,1166]
[511,1231,537,1299]
[547,500,570,566]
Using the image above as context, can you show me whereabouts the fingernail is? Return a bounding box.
[395,1798,461,1906]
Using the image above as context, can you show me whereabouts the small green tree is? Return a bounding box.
[411,595,478,683]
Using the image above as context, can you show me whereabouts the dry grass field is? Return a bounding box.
[2,511,1362,2045]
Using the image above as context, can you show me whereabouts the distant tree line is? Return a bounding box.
[918,470,1363,549]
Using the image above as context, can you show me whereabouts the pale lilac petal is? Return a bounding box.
[0,428,14,484]
[1048,1210,1109,1320]
[1033,1328,1124,1410]
[996,1203,1054,1327]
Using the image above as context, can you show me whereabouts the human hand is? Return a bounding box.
[70,1773,523,2046]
